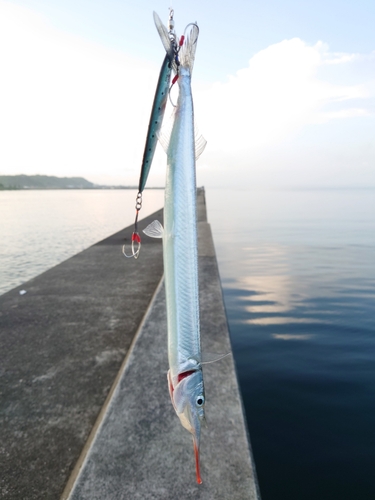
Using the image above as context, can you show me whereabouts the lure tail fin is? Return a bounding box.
[179,23,199,73]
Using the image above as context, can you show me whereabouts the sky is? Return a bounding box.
[0,0,374,188]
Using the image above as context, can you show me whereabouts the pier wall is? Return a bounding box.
[0,189,260,499]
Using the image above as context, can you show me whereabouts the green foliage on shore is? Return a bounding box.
[0,174,164,190]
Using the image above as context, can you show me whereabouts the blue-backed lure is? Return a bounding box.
[123,10,177,259]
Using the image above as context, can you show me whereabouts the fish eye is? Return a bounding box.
[196,395,204,407]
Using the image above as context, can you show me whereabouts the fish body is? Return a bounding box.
[164,31,205,484]
[145,19,206,484]
[164,63,200,380]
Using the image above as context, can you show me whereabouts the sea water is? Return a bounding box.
[1,188,375,499]
[206,188,375,500]
[0,189,164,295]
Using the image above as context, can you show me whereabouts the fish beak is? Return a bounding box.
[193,434,202,484]
[173,370,205,484]
[182,403,203,484]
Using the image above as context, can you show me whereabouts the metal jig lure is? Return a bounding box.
[123,9,179,259]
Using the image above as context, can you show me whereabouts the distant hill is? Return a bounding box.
[0,175,95,190]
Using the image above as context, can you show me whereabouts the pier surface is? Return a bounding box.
[0,189,260,499]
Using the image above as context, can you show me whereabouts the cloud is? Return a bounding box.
[0,1,160,184]
[195,39,370,152]
[194,39,374,188]
[0,2,374,188]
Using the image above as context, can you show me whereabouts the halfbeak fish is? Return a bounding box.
[144,13,207,484]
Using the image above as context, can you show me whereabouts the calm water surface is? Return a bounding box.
[0,189,164,294]
[1,188,375,499]
[206,189,375,500]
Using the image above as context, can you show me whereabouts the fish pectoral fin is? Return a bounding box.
[201,351,231,365]
[143,220,164,238]
[158,118,207,161]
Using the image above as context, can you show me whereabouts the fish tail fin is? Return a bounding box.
[179,23,199,73]
[153,12,176,68]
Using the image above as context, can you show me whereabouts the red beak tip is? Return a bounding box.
[193,440,202,484]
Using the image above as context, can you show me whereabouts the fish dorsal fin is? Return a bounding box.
[158,118,207,161]
[143,220,164,238]
[201,352,231,365]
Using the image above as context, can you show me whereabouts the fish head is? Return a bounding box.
[172,369,205,483]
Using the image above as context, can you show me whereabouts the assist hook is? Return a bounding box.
[122,193,142,259]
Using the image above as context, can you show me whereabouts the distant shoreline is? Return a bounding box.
[0,186,164,191]
[0,174,164,191]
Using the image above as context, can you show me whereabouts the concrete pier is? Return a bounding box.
[0,189,260,499]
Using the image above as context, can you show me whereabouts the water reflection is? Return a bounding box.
[248,316,322,325]
[272,334,313,340]
[206,188,375,500]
